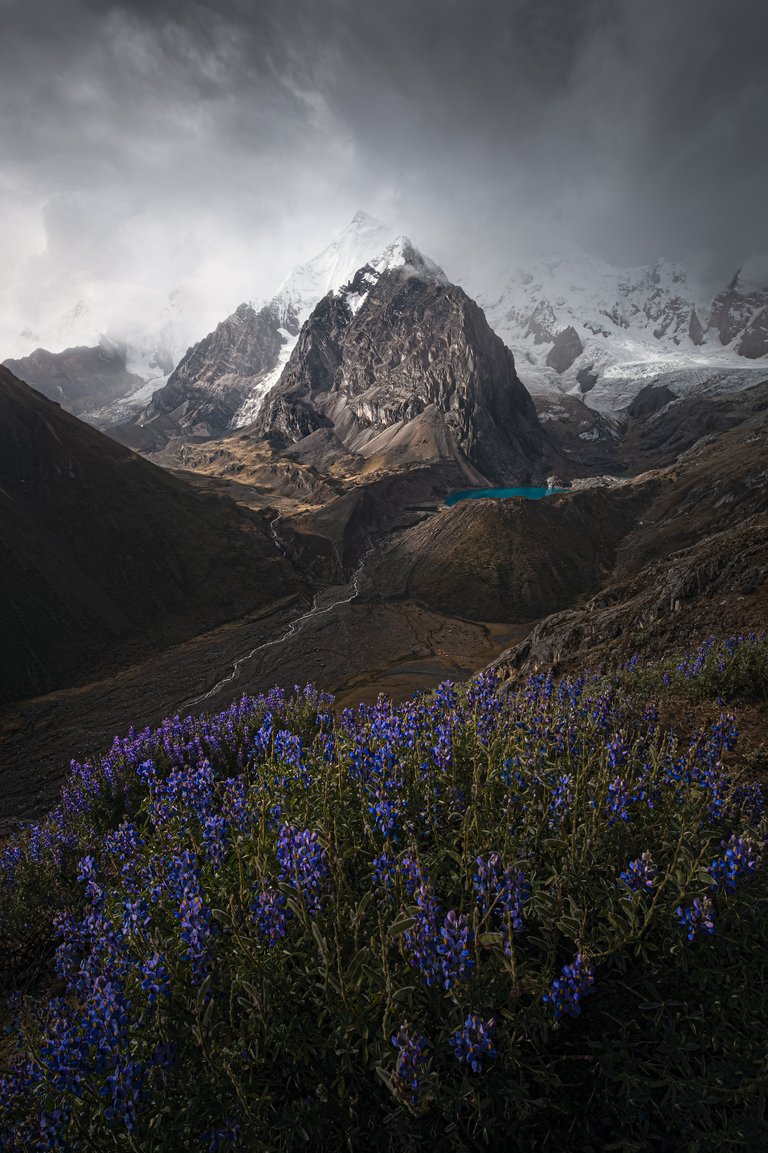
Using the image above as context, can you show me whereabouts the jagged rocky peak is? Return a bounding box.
[270,210,401,331]
[116,211,418,445]
[256,254,547,485]
[334,235,447,315]
[150,301,283,410]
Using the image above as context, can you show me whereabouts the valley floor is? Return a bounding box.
[0,590,528,831]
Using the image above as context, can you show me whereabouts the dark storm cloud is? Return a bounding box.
[1,0,766,353]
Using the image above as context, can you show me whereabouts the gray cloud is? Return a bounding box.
[1,0,766,355]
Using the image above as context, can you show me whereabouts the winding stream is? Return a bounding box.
[181,548,371,711]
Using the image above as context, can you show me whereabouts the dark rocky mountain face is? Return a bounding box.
[3,340,144,416]
[113,302,298,451]
[526,299,556,344]
[709,274,768,357]
[0,366,300,706]
[256,263,549,486]
[737,306,768,359]
[546,325,583,373]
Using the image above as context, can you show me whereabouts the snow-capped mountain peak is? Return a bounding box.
[471,249,768,413]
[232,220,446,428]
[334,235,447,317]
[269,211,400,332]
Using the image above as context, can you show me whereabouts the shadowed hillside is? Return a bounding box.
[0,366,302,705]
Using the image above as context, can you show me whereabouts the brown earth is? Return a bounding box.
[0,586,527,830]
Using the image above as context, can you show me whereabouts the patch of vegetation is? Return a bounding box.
[1,649,767,1151]
[619,633,768,705]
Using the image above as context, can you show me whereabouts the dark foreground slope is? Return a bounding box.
[0,366,300,705]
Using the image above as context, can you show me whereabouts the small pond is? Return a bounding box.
[445,486,568,508]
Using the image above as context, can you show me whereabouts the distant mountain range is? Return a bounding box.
[475,254,768,409]
[4,213,767,439]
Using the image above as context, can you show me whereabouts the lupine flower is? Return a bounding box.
[140,952,171,1005]
[549,774,574,827]
[400,852,427,895]
[676,896,716,941]
[250,887,290,944]
[542,954,596,1019]
[436,909,473,989]
[449,1013,496,1072]
[77,855,105,910]
[166,852,215,984]
[391,1022,428,1106]
[619,852,657,896]
[202,814,230,871]
[405,886,473,989]
[0,845,22,888]
[708,834,760,891]
[369,787,402,841]
[606,776,631,824]
[405,884,442,987]
[103,1058,144,1131]
[372,852,396,893]
[474,854,529,951]
[276,825,331,915]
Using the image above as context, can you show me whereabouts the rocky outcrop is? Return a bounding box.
[546,326,583,373]
[256,257,548,485]
[366,484,651,623]
[491,394,768,678]
[626,384,676,420]
[709,272,768,349]
[576,365,598,392]
[737,305,768,359]
[526,299,556,344]
[688,307,705,346]
[3,339,144,416]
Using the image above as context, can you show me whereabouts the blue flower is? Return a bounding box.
[619,852,657,896]
[676,896,716,942]
[250,887,290,944]
[449,1013,496,1073]
[276,825,331,915]
[542,954,595,1019]
[708,834,759,891]
[391,1022,428,1106]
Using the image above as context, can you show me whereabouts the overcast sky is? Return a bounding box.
[1,0,767,356]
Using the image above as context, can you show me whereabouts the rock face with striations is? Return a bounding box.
[114,303,297,450]
[256,239,547,485]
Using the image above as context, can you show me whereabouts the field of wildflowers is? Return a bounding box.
[1,638,767,1151]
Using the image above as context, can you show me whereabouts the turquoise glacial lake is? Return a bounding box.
[445,486,568,508]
